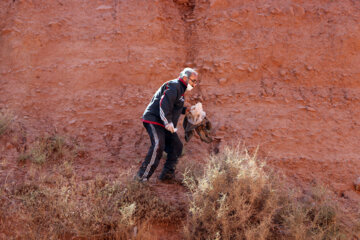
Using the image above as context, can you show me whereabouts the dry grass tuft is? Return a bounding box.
[183,146,349,240]
[1,139,357,239]
[0,165,185,239]
[18,134,82,164]
[120,181,185,223]
[0,110,13,136]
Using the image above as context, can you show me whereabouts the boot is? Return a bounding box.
[133,172,148,183]
[158,169,175,183]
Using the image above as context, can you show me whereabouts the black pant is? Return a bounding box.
[136,122,183,180]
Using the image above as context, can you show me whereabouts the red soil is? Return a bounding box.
[1,0,359,238]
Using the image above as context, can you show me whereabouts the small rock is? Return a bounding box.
[306,65,313,71]
[133,226,138,236]
[185,61,194,67]
[279,69,287,76]
[288,6,295,16]
[68,119,76,124]
[270,7,281,15]
[219,125,226,131]
[202,65,212,71]
[237,65,246,71]
[306,106,316,112]
[218,78,227,85]
[342,190,360,202]
[354,177,360,191]
[293,5,305,16]
[96,5,112,10]
[185,18,196,23]
[297,106,306,110]
[48,21,62,28]
[6,142,13,150]
[104,122,113,126]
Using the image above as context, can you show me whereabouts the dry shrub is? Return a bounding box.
[183,146,348,240]
[0,110,13,136]
[0,165,184,240]
[18,134,81,164]
[177,156,204,185]
[120,181,185,223]
[277,186,347,240]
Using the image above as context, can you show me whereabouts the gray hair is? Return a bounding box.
[179,67,198,78]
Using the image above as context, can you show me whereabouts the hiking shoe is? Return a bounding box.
[133,175,148,183]
[158,171,175,182]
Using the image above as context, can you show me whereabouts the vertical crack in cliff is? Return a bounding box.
[173,0,198,66]
[112,0,118,20]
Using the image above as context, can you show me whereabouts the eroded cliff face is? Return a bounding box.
[1,0,359,202]
[190,0,360,195]
[0,0,188,161]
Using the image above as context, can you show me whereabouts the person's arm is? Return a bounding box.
[182,102,191,114]
[159,83,177,127]
[182,107,187,114]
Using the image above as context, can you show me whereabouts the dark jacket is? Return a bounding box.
[142,78,187,128]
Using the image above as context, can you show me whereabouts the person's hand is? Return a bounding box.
[165,123,176,133]
[184,102,191,114]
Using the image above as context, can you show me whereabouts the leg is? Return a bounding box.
[136,123,165,181]
[159,131,183,181]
